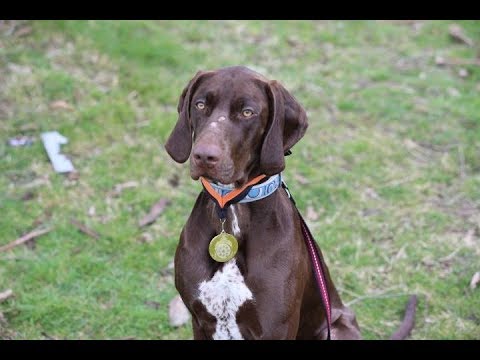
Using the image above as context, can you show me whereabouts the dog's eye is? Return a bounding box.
[195,101,205,110]
[242,109,254,118]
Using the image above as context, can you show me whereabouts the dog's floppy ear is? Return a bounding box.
[165,70,212,163]
[260,80,308,175]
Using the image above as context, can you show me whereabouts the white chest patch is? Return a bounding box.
[198,259,253,340]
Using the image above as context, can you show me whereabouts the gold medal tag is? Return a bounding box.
[209,232,238,262]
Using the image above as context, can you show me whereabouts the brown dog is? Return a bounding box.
[165,66,361,339]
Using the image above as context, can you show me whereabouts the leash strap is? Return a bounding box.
[282,181,332,340]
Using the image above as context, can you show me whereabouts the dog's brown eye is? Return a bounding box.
[196,101,205,110]
[242,109,254,118]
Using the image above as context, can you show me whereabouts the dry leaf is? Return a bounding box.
[463,228,476,247]
[15,26,32,37]
[306,206,319,221]
[447,87,461,97]
[144,300,161,310]
[49,100,74,111]
[88,206,96,217]
[0,289,14,303]
[127,90,139,100]
[404,138,419,150]
[169,295,190,327]
[22,178,49,189]
[458,68,469,78]
[293,173,310,185]
[20,190,36,201]
[70,219,100,240]
[7,63,32,75]
[363,187,380,200]
[67,171,80,181]
[434,55,446,66]
[19,123,38,132]
[137,232,154,244]
[470,272,480,290]
[362,208,382,217]
[449,24,474,47]
[41,332,59,340]
[139,198,170,227]
[110,181,139,197]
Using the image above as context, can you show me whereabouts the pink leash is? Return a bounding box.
[282,181,332,340]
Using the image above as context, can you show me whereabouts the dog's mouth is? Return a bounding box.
[191,169,250,189]
[190,163,247,188]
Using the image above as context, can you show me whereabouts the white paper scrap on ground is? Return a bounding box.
[41,131,75,173]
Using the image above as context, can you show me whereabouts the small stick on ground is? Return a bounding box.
[0,289,13,303]
[444,58,480,67]
[41,332,60,340]
[139,198,171,227]
[0,227,52,253]
[70,219,100,240]
[345,291,408,307]
[390,295,418,340]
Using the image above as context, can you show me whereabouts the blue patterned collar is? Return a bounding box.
[207,174,282,203]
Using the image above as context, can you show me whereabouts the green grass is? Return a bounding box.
[1,20,479,339]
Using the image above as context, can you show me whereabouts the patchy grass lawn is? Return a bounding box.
[0,20,479,339]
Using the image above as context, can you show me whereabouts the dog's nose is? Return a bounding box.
[193,144,221,167]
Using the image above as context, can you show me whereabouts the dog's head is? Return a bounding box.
[165,66,308,188]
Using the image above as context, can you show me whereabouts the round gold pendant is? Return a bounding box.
[208,232,238,262]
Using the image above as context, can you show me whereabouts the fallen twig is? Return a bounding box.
[0,289,13,303]
[470,272,480,290]
[41,332,60,340]
[139,198,170,227]
[49,100,74,111]
[345,292,408,307]
[415,141,459,153]
[0,227,52,253]
[441,58,480,67]
[390,295,418,340]
[438,247,462,263]
[70,219,100,240]
[108,180,139,197]
[449,24,474,47]
[14,26,32,37]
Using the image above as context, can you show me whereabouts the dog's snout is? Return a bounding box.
[193,144,221,168]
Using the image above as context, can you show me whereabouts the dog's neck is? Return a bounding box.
[198,183,285,240]
[203,174,282,205]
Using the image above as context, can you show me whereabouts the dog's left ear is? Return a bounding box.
[165,70,213,163]
[260,80,308,175]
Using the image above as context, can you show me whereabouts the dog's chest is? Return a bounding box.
[197,259,253,340]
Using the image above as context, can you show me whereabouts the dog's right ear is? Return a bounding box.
[165,70,212,163]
